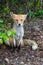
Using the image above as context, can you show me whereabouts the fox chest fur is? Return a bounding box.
[13,24,24,40]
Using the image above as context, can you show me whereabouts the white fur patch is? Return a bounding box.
[32,44,38,50]
[13,39,16,46]
[6,41,10,46]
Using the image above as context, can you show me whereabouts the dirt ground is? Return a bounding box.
[0,19,43,65]
[0,45,43,65]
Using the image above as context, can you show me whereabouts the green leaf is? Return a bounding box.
[12,30,17,35]
[38,10,43,15]
[0,19,3,23]
[7,30,12,37]
[0,39,3,44]
[0,33,3,38]
[2,33,9,43]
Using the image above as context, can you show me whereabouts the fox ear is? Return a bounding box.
[24,14,27,19]
[23,14,27,21]
[10,12,15,18]
[10,12,13,17]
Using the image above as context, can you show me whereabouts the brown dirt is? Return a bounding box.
[0,19,43,65]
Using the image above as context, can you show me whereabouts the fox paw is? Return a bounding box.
[6,41,10,46]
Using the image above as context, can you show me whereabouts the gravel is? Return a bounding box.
[0,19,43,65]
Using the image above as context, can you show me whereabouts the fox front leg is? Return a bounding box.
[19,38,24,47]
[6,40,10,46]
[13,38,16,47]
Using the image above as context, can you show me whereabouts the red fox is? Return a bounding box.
[5,12,27,48]
[6,12,38,50]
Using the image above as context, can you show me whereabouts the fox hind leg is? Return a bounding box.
[19,38,24,47]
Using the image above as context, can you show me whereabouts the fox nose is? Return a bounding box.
[18,24,21,26]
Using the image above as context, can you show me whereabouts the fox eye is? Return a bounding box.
[16,19,18,21]
[21,19,23,21]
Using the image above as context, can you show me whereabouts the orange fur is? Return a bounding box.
[10,12,27,24]
[9,37,14,47]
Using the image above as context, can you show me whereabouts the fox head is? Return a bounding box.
[10,12,27,26]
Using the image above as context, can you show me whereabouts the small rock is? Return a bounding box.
[20,61,24,65]
[4,58,10,64]
[41,58,43,62]
[0,58,2,62]
[40,36,43,38]
[27,59,30,62]
[24,64,27,65]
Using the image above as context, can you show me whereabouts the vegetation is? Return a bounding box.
[0,0,43,44]
[0,0,43,19]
